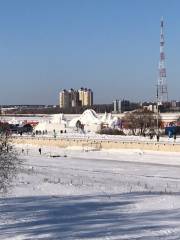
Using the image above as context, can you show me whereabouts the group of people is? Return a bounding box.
[148,133,160,142]
[22,147,42,155]
[145,132,177,142]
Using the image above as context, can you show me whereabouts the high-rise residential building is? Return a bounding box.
[59,87,93,108]
[78,87,85,106]
[78,88,93,106]
[69,88,79,107]
[59,89,70,109]
[84,88,93,106]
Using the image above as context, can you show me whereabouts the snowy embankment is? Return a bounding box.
[13,132,180,144]
[0,144,180,239]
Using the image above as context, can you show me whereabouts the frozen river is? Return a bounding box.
[0,145,180,239]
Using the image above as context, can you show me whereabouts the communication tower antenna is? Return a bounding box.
[157,16,168,104]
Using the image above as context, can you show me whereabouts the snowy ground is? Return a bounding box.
[1,144,180,239]
[12,132,180,144]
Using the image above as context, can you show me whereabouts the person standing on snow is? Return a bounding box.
[38,148,42,155]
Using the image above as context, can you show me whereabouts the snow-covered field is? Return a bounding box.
[12,132,180,144]
[1,144,180,239]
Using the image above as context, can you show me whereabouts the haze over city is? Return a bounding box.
[0,0,180,105]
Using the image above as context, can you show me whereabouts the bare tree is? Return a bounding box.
[0,124,22,193]
[122,109,160,135]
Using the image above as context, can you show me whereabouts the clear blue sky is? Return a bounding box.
[0,0,180,105]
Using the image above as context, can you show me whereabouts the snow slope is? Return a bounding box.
[0,145,180,239]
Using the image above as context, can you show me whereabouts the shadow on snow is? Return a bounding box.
[0,192,180,240]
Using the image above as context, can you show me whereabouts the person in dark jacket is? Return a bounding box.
[156,134,160,142]
[39,148,42,155]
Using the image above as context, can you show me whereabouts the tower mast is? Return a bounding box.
[157,17,168,104]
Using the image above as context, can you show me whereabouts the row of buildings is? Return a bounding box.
[59,88,93,109]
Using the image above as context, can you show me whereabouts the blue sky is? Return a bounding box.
[0,0,180,105]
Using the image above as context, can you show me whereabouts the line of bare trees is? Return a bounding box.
[122,108,161,136]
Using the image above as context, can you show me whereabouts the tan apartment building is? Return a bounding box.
[78,88,93,106]
[78,88,85,106]
[59,87,93,108]
[59,89,70,109]
[83,88,93,106]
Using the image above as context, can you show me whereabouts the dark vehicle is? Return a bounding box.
[9,124,19,133]
[9,123,33,134]
[17,124,33,134]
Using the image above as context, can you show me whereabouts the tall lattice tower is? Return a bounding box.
[157,17,168,104]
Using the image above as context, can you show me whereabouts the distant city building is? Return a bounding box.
[113,100,120,113]
[143,103,157,113]
[113,99,132,113]
[78,88,84,106]
[171,100,178,108]
[79,88,93,106]
[59,87,93,108]
[59,89,70,109]
[69,88,80,107]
